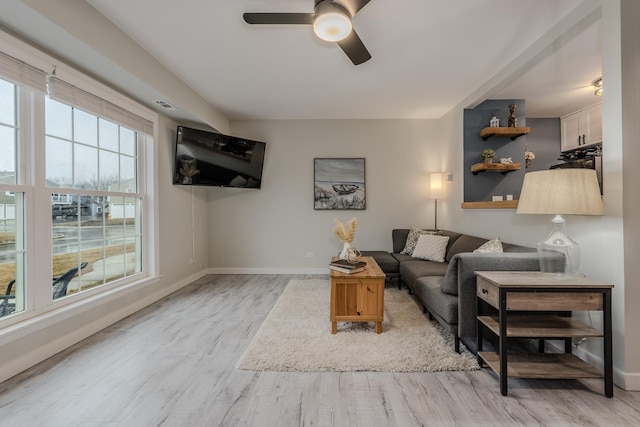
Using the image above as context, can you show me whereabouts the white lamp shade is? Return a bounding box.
[430,172,443,200]
[517,169,603,216]
[313,12,352,42]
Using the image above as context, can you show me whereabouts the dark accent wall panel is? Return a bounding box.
[463,99,526,202]
[525,118,562,172]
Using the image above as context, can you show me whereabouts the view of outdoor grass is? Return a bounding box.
[0,244,135,295]
[0,222,135,295]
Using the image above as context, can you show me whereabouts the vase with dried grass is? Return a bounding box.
[333,217,358,261]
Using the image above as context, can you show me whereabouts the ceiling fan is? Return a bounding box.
[243,0,372,65]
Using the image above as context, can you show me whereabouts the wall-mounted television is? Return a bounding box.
[173,126,266,188]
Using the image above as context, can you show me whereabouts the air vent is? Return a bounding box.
[153,99,176,110]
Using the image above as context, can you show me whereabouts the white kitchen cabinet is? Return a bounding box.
[560,103,602,152]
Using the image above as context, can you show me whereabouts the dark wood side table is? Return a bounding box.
[475,271,613,397]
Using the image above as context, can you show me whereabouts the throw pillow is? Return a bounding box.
[400,227,439,255]
[412,234,450,262]
[473,237,504,253]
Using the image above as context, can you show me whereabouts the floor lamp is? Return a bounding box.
[516,169,604,276]
[430,172,443,230]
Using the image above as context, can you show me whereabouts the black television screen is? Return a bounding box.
[173,126,266,188]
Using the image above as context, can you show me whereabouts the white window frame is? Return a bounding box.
[0,31,159,326]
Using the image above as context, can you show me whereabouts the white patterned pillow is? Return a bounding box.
[473,237,503,253]
[412,234,450,262]
[401,227,439,255]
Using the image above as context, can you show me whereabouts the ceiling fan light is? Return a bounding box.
[313,12,352,42]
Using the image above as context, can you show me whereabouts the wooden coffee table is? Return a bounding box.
[330,256,386,334]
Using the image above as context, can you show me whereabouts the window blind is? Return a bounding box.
[47,76,154,135]
[0,50,48,92]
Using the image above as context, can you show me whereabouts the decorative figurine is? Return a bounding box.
[525,144,535,168]
[508,104,517,127]
[490,116,500,128]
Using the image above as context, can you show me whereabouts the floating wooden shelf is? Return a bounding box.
[480,126,530,141]
[471,162,521,175]
[461,200,518,209]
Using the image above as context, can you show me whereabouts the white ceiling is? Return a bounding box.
[3,0,602,122]
[494,17,602,118]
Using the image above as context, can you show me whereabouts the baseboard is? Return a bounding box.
[208,267,329,275]
[621,372,640,391]
[0,269,208,384]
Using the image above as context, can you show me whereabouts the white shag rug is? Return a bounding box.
[236,279,479,372]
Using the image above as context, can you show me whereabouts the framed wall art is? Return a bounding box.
[314,158,366,210]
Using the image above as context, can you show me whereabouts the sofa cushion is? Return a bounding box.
[392,229,462,255]
[391,252,414,263]
[359,251,399,273]
[440,259,460,295]
[412,276,458,325]
[445,234,489,262]
[392,229,411,253]
[502,243,536,253]
[400,260,449,286]
[473,238,503,253]
[400,227,439,255]
[412,234,449,262]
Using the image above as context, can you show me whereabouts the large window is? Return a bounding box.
[0,43,155,320]
[45,99,142,298]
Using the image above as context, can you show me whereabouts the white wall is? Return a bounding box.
[208,119,443,272]
[618,0,640,386]
[158,117,211,279]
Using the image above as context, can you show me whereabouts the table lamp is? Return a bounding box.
[516,169,604,276]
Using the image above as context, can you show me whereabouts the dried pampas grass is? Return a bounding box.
[333,217,357,243]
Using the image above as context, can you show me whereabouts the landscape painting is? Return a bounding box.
[314,158,366,210]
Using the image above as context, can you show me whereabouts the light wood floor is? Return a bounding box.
[0,274,638,426]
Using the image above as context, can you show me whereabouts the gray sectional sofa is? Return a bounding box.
[363,229,546,352]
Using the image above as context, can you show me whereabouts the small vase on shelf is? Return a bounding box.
[484,158,492,165]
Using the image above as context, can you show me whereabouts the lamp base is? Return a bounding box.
[537,215,581,277]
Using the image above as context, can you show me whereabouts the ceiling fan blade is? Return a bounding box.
[337,29,371,65]
[337,0,371,17]
[243,13,315,25]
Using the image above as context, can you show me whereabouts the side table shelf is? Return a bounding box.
[475,271,614,397]
[477,315,605,379]
[477,352,604,379]
[477,315,604,338]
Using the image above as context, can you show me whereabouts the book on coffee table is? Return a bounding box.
[329,265,365,274]
[329,259,367,269]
